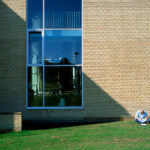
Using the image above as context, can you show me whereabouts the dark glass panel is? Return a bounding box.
[45,0,82,28]
[45,66,82,107]
[28,0,43,29]
[44,30,82,65]
[29,32,42,65]
[28,67,43,107]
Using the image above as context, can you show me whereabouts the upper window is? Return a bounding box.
[27,0,82,109]
[27,0,81,29]
[28,0,43,29]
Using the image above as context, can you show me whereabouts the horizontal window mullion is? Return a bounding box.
[44,28,82,30]
[44,65,82,67]
[27,29,43,32]
[26,28,83,32]
[27,106,83,109]
[27,65,82,67]
[27,64,43,67]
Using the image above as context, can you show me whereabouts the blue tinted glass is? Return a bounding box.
[45,66,82,106]
[44,30,82,65]
[29,32,42,64]
[45,0,82,28]
[28,0,43,29]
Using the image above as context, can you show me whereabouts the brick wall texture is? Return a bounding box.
[0,0,150,122]
[0,113,22,132]
[0,0,26,114]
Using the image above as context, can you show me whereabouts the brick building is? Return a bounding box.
[0,0,150,125]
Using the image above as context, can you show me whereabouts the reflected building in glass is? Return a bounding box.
[27,0,82,108]
[44,30,82,65]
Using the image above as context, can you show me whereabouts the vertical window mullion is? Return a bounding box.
[43,0,45,29]
[42,0,45,107]
[42,31,44,107]
[26,31,29,108]
[43,66,45,107]
[42,31,44,66]
[81,30,83,108]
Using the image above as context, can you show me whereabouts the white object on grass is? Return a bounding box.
[138,119,146,123]
[140,123,146,126]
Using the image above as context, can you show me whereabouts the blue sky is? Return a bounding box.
[45,30,82,64]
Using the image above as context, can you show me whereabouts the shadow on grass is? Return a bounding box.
[22,120,121,130]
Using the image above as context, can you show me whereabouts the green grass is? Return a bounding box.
[0,121,150,150]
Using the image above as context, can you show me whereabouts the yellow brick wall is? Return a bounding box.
[25,0,150,121]
[1,0,150,122]
[0,113,22,132]
[83,0,150,117]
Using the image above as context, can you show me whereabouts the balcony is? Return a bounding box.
[28,11,82,29]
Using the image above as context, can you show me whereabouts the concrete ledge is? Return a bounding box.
[0,112,22,133]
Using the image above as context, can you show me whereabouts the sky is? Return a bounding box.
[45,30,82,65]
[29,30,82,65]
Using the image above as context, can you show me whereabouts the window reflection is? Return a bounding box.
[28,67,43,107]
[45,0,82,28]
[29,32,42,65]
[44,30,82,65]
[28,0,43,29]
[27,0,83,108]
[45,66,82,106]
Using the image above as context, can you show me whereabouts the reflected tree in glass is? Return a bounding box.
[28,0,43,29]
[28,67,43,107]
[44,30,82,65]
[45,66,82,107]
[29,32,42,65]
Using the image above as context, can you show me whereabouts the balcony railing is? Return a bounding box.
[28,11,82,29]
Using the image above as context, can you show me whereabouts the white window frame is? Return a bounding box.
[26,0,83,109]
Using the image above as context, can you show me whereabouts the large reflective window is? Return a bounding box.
[45,66,82,107]
[44,30,82,65]
[27,0,43,29]
[29,32,42,65]
[27,0,83,108]
[28,67,43,107]
[45,0,82,28]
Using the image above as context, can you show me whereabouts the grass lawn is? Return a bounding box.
[0,121,150,150]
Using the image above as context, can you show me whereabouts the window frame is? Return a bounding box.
[26,0,83,109]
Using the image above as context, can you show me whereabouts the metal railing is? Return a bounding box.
[28,11,81,29]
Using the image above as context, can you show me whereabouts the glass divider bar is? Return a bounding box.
[43,66,45,107]
[26,31,29,108]
[43,0,45,29]
[42,30,45,107]
[43,0,45,107]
